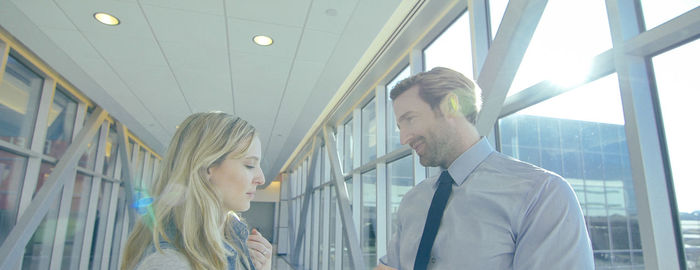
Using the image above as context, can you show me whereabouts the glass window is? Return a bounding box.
[22,196,60,269]
[498,74,643,268]
[344,120,353,173]
[424,10,474,79]
[61,173,92,269]
[103,127,118,177]
[0,55,44,148]
[508,1,612,96]
[44,88,78,159]
[0,150,28,246]
[134,148,145,188]
[108,187,126,270]
[640,0,700,30]
[361,169,377,269]
[342,236,351,270]
[489,0,509,40]
[317,188,325,270]
[323,145,330,183]
[651,38,700,269]
[387,155,413,236]
[386,66,410,154]
[34,162,55,197]
[329,186,336,267]
[361,98,377,164]
[89,181,112,269]
[79,130,99,169]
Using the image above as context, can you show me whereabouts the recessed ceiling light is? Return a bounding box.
[253,35,273,46]
[94,12,120,26]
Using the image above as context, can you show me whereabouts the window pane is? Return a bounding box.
[0,150,28,246]
[386,66,410,154]
[78,132,99,169]
[61,173,92,269]
[103,127,118,177]
[317,188,325,270]
[44,89,77,159]
[0,55,44,148]
[651,38,700,269]
[329,187,336,267]
[108,187,126,270]
[498,74,644,268]
[424,10,473,79]
[34,162,55,197]
[361,169,377,269]
[344,120,353,173]
[89,181,112,269]
[640,0,700,31]
[508,1,611,96]
[388,155,413,237]
[361,98,377,164]
[23,196,60,269]
[489,0,509,40]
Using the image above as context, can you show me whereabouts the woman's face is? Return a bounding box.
[208,136,265,212]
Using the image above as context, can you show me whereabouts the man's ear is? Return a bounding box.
[440,93,461,117]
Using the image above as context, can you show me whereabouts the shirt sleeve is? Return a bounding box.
[513,175,594,270]
[379,211,402,268]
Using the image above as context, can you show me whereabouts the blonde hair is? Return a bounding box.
[121,112,256,270]
[390,67,482,124]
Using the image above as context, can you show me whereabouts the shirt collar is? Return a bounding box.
[446,137,494,186]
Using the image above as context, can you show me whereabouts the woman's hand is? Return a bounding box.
[247,228,272,270]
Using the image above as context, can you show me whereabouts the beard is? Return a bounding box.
[417,128,453,169]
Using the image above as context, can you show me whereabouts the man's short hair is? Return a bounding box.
[390,67,482,124]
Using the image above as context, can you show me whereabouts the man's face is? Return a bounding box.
[393,86,451,168]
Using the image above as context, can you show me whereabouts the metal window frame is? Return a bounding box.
[323,127,365,269]
[0,107,107,270]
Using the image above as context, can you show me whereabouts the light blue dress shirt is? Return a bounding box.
[380,138,594,269]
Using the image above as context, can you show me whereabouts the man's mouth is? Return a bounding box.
[411,139,425,155]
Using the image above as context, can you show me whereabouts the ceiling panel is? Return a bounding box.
[229,52,292,135]
[40,28,102,61]
[296,30,340,62]
[227,18,302,59]
[226,0,312,27]
[74,57,170,135]
[140,4,227,45]
[139,0,224,16]
[84,33,166,66]
[10,0,75,30]
[171,66,234,114]
[110,62,191,130]
[306,0,359,34]
[263,60,325,159]
[54,0,153,38]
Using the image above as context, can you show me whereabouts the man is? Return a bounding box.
[377,67,593,269]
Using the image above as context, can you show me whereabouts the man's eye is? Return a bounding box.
[245,165,255,169]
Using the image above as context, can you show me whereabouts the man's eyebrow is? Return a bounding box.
[244,156,260,161]
[398,111,414,122]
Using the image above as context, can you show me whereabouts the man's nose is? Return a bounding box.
[400,130,411,145]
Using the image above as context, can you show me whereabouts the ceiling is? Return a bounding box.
[0,0,403,182]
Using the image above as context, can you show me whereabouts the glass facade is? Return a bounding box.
[278,1,699,269]
[651,39,700,269]
[0,33,162,269]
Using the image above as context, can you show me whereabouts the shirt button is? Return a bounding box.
[431,257,436,264]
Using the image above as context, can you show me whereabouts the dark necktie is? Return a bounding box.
[414,170,453,270]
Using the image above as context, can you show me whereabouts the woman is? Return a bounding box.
[121,112,272,270]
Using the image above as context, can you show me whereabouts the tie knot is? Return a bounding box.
[438,171,453,186]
